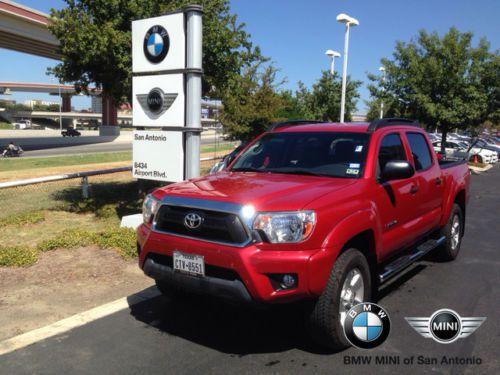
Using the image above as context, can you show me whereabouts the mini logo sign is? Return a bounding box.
[406,309,486,344]
[143,25,170,63]
[343,303,391,349]
[136,88,178,117]
[184,213,203,229]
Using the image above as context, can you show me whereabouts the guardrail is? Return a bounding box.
[0,156,223,197]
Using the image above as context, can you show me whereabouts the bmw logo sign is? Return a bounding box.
[343,303,391,349]
[143,25,170,63]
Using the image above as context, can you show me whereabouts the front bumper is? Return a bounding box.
[137,224,332,304]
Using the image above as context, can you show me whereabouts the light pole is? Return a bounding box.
[51,77,63,131]
[325,49,341,75]
[58,83,62,131]
[379,66,386,119]
[336,13,359,123]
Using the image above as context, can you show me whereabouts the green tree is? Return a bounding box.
[367,28,499,147]
[221,63,285,140]
[48,0,262,123]
[308,71,361,122]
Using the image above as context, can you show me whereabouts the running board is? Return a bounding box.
[378,236,446,284]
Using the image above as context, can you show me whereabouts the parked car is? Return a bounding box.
[434,140,497,164]
[432,141,469,160]
[209,143,248,174]
[138,118,470,350]
[61,128,81,137]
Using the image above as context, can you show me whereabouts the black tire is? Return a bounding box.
[437,204,463,261]
[305,248,372,351]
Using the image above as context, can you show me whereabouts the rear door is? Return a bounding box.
[404,132,444,234]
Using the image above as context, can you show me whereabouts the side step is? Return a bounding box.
[378,236,446,284]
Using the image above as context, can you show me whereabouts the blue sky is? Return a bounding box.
[1,0,498,112]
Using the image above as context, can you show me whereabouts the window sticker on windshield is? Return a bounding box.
[349,163,360,168]
[355,145,363,152]
[346,168,360,175]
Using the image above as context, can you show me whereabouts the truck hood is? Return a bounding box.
[155,171,357,211]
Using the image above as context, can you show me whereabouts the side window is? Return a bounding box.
[407,133,433,172]
[378,134,407,173]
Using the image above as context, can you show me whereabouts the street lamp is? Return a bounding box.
[379,66,386,119]
[51,77,63,132]
[336,13,359,123]
[325,49,341,75]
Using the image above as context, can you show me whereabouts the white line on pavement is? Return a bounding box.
[0,288,160,356]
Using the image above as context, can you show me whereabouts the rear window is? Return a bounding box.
[407,133,433,171]
[231,132,370,178]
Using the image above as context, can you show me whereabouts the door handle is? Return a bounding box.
[435,177,442,186]
[410,185,419,194]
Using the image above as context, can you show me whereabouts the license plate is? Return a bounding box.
[173,251,205,277]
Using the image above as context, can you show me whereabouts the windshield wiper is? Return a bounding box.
[267,169,327,177]
[231,167,263,173]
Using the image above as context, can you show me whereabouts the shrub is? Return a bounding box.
[37,229,97,252]
[0,245,38,267]
[94,228,137,258]
[0,211,45,227]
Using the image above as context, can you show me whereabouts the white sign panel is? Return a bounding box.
[132,13,185,73]
[132,74,184,127]
[133,131,184,182]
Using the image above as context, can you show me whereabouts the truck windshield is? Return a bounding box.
[231,132,370,178]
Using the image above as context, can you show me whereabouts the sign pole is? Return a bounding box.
[184,5,203,179]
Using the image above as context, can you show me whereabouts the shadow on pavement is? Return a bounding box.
[128,264,427,356]
[128,290,336,356]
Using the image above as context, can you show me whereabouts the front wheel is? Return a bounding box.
[305,248,372,351]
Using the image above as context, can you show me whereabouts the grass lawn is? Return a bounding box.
[0,151,132,172]
[200,143,237,154]
[0,179,142,266]
[0,122,13,130]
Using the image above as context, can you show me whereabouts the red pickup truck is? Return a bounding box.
[137,118,470,349]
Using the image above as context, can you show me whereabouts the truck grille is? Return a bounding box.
[154,205,249,246]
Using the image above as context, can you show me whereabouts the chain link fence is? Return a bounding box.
[0,157,223,219]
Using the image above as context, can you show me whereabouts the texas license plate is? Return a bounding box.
[173,251,205,277]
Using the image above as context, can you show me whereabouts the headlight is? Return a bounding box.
[253,211,316,243]
[142,194,160,225]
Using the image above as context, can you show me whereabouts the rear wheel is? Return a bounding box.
[305,248,371,351]
[437,204,463,261]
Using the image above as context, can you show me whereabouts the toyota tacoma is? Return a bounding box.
[137,118,470,349]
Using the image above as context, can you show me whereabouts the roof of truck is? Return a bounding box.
[270,118,421,134]
[272,122,371,133]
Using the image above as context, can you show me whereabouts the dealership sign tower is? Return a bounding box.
[131,5,203,182]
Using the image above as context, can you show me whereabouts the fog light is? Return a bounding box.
[281,274,297,289]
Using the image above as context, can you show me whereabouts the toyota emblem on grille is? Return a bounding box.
[184,213,203,229]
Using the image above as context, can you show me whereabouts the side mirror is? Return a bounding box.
[381,160,414,181]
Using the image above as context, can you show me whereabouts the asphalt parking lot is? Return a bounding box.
[0,167,498,375]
